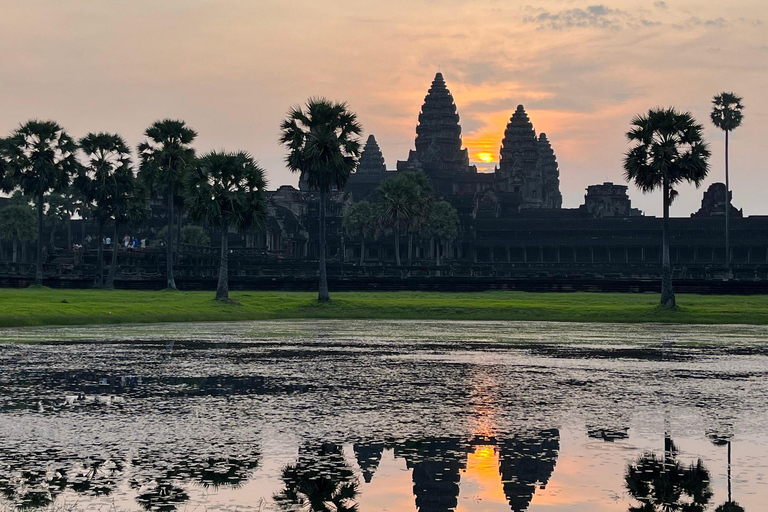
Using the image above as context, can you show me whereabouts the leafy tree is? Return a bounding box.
[181,225,210,246]
[376,171,432,266]
[0,204,38,262]
[711,92,744,273]
[76,132,133,288]
[138,119,197,290]
[425,200,459,266]
[185,151,267,302]
[343,200,377,265]
[623,108,710,308]
[280,98,362,302]
[1,120,79,284]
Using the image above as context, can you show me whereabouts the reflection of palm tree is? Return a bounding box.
[130,444,260,511]
[68,455,124,496]
[131,479,191,512]
[274,443,359,512]
[0,450,68,510]
[625,436,713,512]
[190,455,260,490]
[707,435,745,512]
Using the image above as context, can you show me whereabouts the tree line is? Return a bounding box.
[344,171,459,268]
[0,119,267,302]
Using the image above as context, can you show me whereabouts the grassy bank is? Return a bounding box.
[0,288,767,328]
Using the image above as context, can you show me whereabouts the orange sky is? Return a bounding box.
[1,0,766,216]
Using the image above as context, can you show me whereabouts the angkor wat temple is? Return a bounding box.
[261,73,767,284]
[1,73,767,288]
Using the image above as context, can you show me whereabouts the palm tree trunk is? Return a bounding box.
[727,440,732,503]
[176,205,182,266]
[408,232,413,266]
[318,189,330,302]
[215,218,229,301]
[12,238,18,263]
[34,190,44,285]
[67,218,72,249]
[359,239,365,266]
[106,221,118,288]
[661,179,675,308]
[394,223,401,266]
[95,219,104,288]
[725,130,731,274]
[166,184,177,290]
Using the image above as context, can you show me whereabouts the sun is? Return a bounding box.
[476,152,495,163]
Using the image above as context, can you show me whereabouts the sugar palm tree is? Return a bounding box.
[280,98,362,302]
[106,170,148,288]
[426,200,459,267]
[138,119,197,290]
[76,132,133,288]
[624,108,710,308]
[343,200,376,265]
[185,151,267,302]
[401,171,433,265]
[1,121,79,285]
[711,92,744,273]
[377,171,431,266]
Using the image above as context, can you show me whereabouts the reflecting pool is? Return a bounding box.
[1,320,767,511]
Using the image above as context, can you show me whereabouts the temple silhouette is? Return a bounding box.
[2,72,766,287]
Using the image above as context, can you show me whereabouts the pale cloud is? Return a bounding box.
[524,5,631,30]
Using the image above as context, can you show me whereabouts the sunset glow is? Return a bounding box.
[0,0,765,217]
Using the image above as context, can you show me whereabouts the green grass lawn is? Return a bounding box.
[0,288,767,328]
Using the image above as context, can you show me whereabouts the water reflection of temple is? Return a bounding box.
[348,432,560,512]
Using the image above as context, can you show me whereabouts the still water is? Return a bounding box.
[1,320,767,511]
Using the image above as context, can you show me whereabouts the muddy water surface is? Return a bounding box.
[1,320,767,511]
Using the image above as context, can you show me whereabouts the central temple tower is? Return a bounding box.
[397,73,475,194]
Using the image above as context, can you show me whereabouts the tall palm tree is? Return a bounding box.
[138,119,197,290]
[376,171,431,266]
[1,121,79,285]
[624,108,710,308]
[710,92,744,274]
[402,171,433,265]
[343,200,376,265]
[106,170,148,288]
[76,132,133,288]
[185,151,267,302]
[280,98,362,302]
[426,200,459,267]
